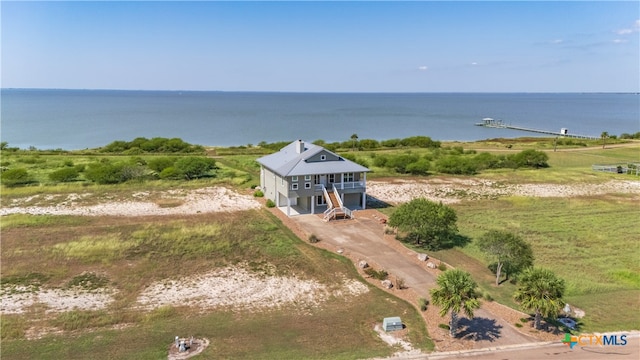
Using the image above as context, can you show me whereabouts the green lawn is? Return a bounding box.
[434,194,640,332]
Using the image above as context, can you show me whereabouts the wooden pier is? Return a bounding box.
[475,118,598,140]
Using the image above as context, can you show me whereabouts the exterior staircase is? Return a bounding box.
[322,186,353,221]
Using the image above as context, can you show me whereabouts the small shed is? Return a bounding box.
[382,317,403,332]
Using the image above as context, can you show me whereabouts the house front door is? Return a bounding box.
[319,175,327,186]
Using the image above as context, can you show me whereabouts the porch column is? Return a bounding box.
[341,173,344,189]
[311,196,315,214]
[362,192,366,210]
[276,192,280,207]
[287,200,290,216]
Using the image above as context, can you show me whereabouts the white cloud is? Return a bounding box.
[616,19,640,35]
[551,39,564,44]
[613,39,628,44]
[418,66,428,71]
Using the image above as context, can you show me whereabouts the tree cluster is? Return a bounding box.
[100,137,205,154]
[361,148,549,176]
[388,198,459,250]
[85,156,216,184]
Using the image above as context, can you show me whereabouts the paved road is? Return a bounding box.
[292,212,536,348]
[428,333,639,360]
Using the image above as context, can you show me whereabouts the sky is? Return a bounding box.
[2,1,639,92]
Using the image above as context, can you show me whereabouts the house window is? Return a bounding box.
[305,182,311,189]
[304,175,311,181]
[345,172,354,182]
[328,174,335,183]
[314,174,320,184]
[291,183,298,190]
[292,176,298,182]
[320,155,326,161]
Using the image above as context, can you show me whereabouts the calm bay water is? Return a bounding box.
[1,89,638,150]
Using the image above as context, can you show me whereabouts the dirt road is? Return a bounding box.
[292,211,537,351]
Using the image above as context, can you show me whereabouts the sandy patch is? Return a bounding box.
[1,286,117,314]
[367,179,640,204]
[0,187,260,216]
[136,267,369,312]
[2,268,369,316]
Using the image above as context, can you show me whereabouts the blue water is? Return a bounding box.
[1,89,638,150]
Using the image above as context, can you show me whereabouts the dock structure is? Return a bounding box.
[475,118,598,140]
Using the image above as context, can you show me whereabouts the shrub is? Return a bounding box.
[364,268,388,280]
[482,291,494,302]
[419,298,429,312]
[159,167,181,180]
[253,190,264,197]
[437,262,448,271]
[266,199,276,208]
[438,323,450,330]
[148,157,176,172]
[173,156,216,179]
[435,155,478,175]
[1,168,34,187]
[85,162,126,184]
[510,149,549,168]
[308,234,319,243]
[515,323,523,328]
[49,167,80,182]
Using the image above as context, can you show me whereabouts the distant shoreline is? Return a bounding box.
[2,88,639,95]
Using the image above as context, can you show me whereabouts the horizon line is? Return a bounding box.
[2,87,639,95]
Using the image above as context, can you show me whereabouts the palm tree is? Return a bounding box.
[601,131,609,149]
[513,267,565,330]
[430,269,480,337]
[350,133,358,151]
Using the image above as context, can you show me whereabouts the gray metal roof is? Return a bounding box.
[257,140,370,177]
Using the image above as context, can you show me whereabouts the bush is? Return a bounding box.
[438,323,450,330]
[418,298,429,311]
[48,167,80,182]
[85,162,126,184]
[253,190,264,197]
[173,156,216,179]
[364,268,388,280]
[435,155,478,175]
[437,262,448,271]
[1,168,34,187]
[482,290,494,302]
[308,234,319,243]
[148,157,176,172]
[515,323,523,328]
[510,149,549,168]
[266,199,276,208]
[159,167,181,180]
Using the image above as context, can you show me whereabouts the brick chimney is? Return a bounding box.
[295,139,304,154]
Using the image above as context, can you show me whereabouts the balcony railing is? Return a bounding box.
[314,182,365,191]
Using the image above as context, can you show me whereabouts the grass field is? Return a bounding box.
[435,194,640,332]
[0,210,432,358]
[1,140,638,356]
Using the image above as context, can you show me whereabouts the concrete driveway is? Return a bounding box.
[291,210,537,349]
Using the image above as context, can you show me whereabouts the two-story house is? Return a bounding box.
[257,140,370,219]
